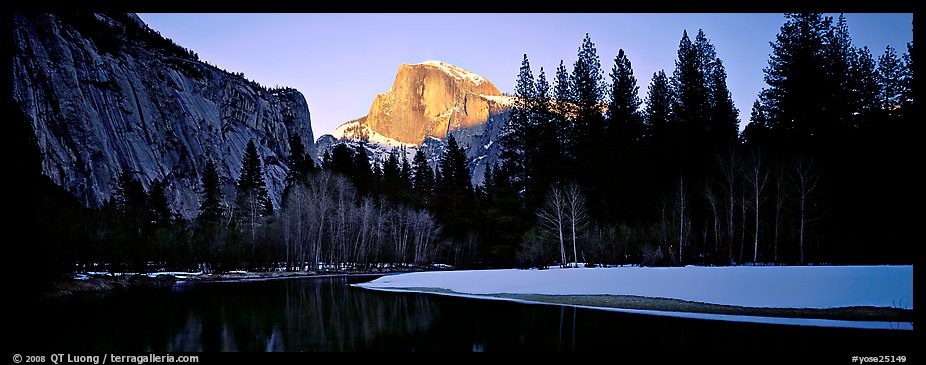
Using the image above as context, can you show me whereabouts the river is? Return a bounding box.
[15,276,913,353]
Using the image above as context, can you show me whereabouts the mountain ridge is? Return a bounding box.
[12,13,315,216]
[321,60,512,185]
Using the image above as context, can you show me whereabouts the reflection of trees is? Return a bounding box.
[162,277,437,351]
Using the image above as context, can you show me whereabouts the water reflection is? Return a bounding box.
[18,276,913,353]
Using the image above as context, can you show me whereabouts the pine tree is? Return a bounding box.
[528,67,565,208]
[708,58,739,145]
[197,159,224,227]
[113,168,146,215]
[500,54,536,199]
[382,149,401,200]
[147,178,172,226]
[570,33,605,162]
[606,48,643,141]
[645,70,673,139]
[569,34,606,219]
[671,30,702,129]
[901,42,914,114]
[411,149,435,206]
[877,45,904,113]
[235,140,272,242]
[352,144,374,195]
[756,13,834,144]
[400,151,412,194]
[285,133,307,185]
[435,134,474,249]
[553,60,574,153]
[848,46,880,124]
[443,134,472,193]
[330,144,354,176]
[322,149,333,170]
[825,14,855,126]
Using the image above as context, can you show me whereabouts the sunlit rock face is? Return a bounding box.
[330,61,512,186]
[348,61,510,145]
[12,13,315,216]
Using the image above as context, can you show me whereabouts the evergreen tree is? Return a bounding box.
[113,168,146,215]
[708,58,739,145]
[824,14,855,126]
[197,159,224,227]
[672,30,704,129]
[528,67,565,208]
[111,168,148,271]
[901,42,914,114]
[285,133,308,185]
[755,13,834,145]
[877,45,904,113]
[400,152,412,193]
[382,149,401,200]
[744,98,773,147]
[330,144,354,176]
[645,70,673,139]
[606,48,643,141]
[440,134,472,193]
[411,149,435,206]
[235,140,272,242]
[570,33,605,165]
[435,134,475,255]
[848,46,880,124]
[322,149,333,170]
[499,54,535,196]
[147,178,172,226]
[352,144,374,195]
[553,60,575,155]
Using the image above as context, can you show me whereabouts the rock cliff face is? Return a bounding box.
[328,61,511,185]
[12,13,314,216]
[349,61,510,145]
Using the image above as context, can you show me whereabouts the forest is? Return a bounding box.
[486,14,915,268]
[14,14,915,294]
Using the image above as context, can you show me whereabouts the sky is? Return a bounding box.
[138,13,913,138]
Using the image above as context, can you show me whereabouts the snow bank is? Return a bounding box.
[358,266,913,309]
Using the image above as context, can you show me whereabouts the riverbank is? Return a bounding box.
[355,266,913,329]
[47,268,414,299]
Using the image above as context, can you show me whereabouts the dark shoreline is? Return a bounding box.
[46,269,408,299]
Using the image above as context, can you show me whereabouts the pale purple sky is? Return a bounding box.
[138,13,912,138]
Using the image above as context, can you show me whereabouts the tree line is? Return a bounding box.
[15,13,914,289]
[483,13,914,268]
[21,131,446,274]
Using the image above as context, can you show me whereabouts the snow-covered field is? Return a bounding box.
[357,266,912,329]
[359,266,913,309]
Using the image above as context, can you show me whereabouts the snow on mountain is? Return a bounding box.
[320,60,512,186]
[419,60,489,86]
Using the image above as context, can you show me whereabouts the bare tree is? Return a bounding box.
[772,159,789,264]
[564,182,588,268]
[792,158,820,265]
[538,183,567,267]
[745,150,768,264]
[702,180,721,261]
[717,150,738,265]
[674,176,688,265]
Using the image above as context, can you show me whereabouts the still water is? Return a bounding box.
[17,276,912,352]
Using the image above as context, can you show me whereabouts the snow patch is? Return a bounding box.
[358,266,913,309]
[332,121,418,148]
[479,94,515,107]
[418,60,488,86]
